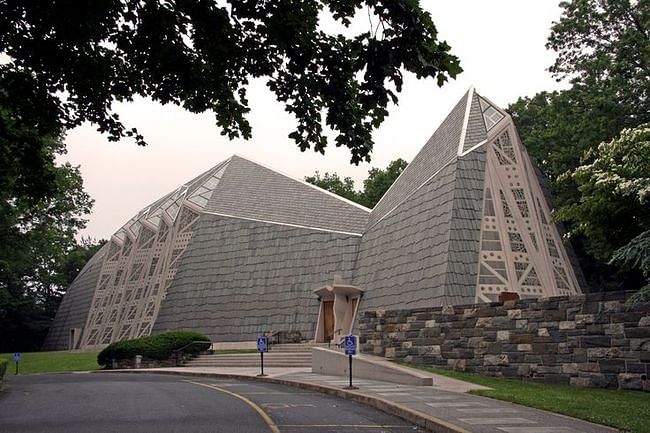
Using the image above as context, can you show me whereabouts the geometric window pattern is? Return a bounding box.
[79,160,230,348]
[476,121,580,302]
[479,96,505,131]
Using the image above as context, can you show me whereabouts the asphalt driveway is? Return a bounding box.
[0,373,421,433]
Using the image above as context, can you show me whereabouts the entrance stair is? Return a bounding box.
[183,343,329,368]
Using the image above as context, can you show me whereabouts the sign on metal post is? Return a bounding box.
[13,352,21,375]
[257,336,268,353]
[257,336,268,377]
[343,336,358,389]
[343,336,357,355]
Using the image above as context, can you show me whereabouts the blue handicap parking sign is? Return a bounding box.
[13,352,21,363]
[344,335,357,355]
[257,336,268,353]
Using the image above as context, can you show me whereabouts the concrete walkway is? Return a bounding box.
[104,366,618,433]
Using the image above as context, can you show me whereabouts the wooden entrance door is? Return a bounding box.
[323,301,334,342]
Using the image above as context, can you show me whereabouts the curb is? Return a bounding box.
[95,369,470,433]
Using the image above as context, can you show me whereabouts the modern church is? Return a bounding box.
[44,88,584,351]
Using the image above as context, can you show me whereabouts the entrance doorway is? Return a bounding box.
[313,276,364,344]
[69,328,82,350]
[323,301,334,342]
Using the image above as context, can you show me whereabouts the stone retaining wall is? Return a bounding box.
[359,291,650,390]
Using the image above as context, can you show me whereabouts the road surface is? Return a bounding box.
[0,373,422,433]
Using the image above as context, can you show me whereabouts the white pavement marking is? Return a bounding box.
[364,389,404,392]
[418,395,459,400]
[407,395,453,401]
[498,428,580,433]
[459,418,536,425]
[377,392,414,396]
[426,402,488,408]
[456,408,519,414]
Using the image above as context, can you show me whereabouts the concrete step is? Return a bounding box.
[267,343,328,352]
[196,353,312,359]
[185,362,310,367]
[183,351,312,368]
[187,356,311,361]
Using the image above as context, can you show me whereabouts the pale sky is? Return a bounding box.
[63,1,568,240]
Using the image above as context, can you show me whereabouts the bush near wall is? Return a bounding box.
[0,358,7,380]
[97,331,210,367]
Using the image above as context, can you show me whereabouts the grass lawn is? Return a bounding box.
[0,351,100,375]
[397,362,650,433]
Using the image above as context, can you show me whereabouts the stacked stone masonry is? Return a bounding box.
[359,291,650,390]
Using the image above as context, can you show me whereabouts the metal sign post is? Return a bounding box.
[256,336,268,377]
[13,352,21,375]
[343,336,358,390]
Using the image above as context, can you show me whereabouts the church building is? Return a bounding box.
[44,88,583,351]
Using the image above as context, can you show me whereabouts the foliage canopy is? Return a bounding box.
[563,124,650,299]
[547,0,649,122]
[0,69,102,351]
[0,0,461,165]
[560,123,650,260]
[305,158,407,208]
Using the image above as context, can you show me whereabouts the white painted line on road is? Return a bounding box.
[498,428,580,433]
[262,403,316,410]
[426,402,488,408]
[459,418,536,425]
[456,408,519,414]
[418,396,458,400]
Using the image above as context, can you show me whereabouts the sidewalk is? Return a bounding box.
[106,366,618,433]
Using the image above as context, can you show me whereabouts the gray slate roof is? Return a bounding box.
[153,213,361,341]
[205,155,370,234]
[462,92,488,153]
[353,89,489,311]
[368,90,470,227]
[353,159,459,310]
[42,244,107,350]
[443,148,487,304]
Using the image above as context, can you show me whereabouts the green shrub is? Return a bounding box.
[0,358,7,380]
[97,331,210,367]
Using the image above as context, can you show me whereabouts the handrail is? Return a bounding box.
[265,330,280,345]
[172,340,212,366]
[328,329,344,349]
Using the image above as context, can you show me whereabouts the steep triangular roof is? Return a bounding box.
[369,90,471,227]
[205,155,370,234]
[355,87,582,313]
[368,87,508,228]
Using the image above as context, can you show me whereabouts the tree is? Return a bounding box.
[358,158,407,208]
[611,230,650,303]
[508,87,634,203]
[561,123,650,256]
[305,158,407,208]
[508,0,650,291]
[0,71,95,352]
[547,0,649,123]
[304,172,359,203]
[560,123,650,292]
[512,0,650,194]
[0,0,461,175]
